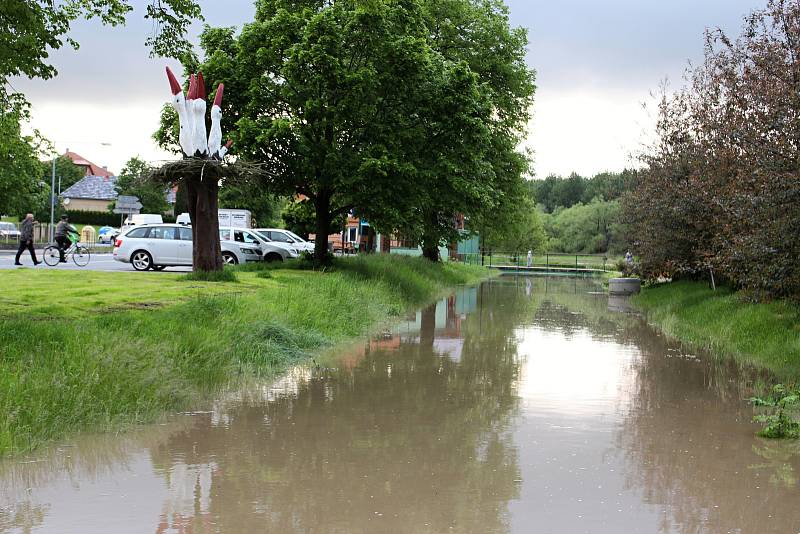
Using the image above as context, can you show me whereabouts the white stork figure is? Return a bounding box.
[190,72,209,157]
[207,83,224,158]
[166,67,193,157]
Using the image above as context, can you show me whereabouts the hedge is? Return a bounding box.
[59,210,176,227]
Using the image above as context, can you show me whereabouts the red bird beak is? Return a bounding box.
[166,67,182,95]
[188,74,196,100]
[197,72,207,100]
[213,84,224,107]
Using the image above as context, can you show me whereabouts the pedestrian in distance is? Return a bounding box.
[14,213,41,266]
[526,250,533,268]
[55,214,78,263]
[625,250,633,266]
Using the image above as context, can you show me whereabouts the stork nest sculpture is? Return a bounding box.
[149,67,265,272]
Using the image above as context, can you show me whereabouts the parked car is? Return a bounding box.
[97,226,119,244]
[113,224,262,271]
[219,227,299,262]
[254,228,315,253]
[0,222,21,241]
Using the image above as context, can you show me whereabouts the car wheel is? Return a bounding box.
[131,250,153,271]
[264,252,283,263]
[153,265,167,271]
[222,252,239,265]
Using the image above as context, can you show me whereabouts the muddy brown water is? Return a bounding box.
[2,276,800,533]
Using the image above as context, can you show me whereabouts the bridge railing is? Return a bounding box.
[456,252,614,272]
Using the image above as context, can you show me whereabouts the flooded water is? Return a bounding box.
[2,276,800,533]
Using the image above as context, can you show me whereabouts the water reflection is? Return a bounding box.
[1,276,799,533]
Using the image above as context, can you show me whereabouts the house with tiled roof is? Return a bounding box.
[64,150,114,178]
[61,175,118,212]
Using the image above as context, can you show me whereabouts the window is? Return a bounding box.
[347,227,358,243]
[148,226,176,240]
[126,227,149,238]
[219,229,232,241]
[234,230,260,244]
[270,231,293,243]
[285,231,306,242]
[178,227,192,241]
[254,231,272,242]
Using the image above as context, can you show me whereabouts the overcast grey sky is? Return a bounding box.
[14,0,765,176]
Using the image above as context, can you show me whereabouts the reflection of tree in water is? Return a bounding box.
[147,282,529,533]
[616,320,800,533]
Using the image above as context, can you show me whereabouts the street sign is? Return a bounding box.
[113,195,143,214]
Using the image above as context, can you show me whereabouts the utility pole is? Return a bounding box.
[49,156,56,242]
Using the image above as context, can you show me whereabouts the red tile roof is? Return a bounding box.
[64,150,113,178]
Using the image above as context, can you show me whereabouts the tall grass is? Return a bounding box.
[0,255,490,455]
[634,281,800,380]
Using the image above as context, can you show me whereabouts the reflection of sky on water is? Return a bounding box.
[516,329,635,418]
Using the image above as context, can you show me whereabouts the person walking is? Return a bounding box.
[14,214,41,266]
[55,214,78,263]
[526,250,533,268]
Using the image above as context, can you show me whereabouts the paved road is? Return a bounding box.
[0,251,191,273]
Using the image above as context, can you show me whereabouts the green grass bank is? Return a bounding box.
[634,281,800,381]
[0,255,490,455]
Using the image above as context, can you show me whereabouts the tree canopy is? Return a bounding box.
[627,0,800,298]
[158,0,534,263]
[530,170,636,214]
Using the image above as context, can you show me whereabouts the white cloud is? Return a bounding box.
[23,100,175,175]
[526,88,656,178]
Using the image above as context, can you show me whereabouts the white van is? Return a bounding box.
[120,214,164,235]
[125,214,163,226]
[176,211,252,228]
[218,209,251,228]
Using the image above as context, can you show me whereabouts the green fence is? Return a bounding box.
[457,252,614,272]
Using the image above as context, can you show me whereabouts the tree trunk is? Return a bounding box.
[421,240,440,262]
[314,192,332,265]
[421,211,441,262]
[419,303,436,348]
[188,177,223,272]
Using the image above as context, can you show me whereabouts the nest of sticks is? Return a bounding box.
[150,157,267,184]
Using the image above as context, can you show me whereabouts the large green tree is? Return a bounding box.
[157,0,534,263]
[158,0,497,263]
[404,0,535,260]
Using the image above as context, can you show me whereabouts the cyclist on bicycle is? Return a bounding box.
[55,214,78,263]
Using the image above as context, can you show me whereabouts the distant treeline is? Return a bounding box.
[528,170,636,214]
[526,170,637,256]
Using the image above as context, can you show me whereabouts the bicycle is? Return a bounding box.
[43,232,91,267]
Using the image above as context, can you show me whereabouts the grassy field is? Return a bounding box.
[634,281,800,381]
[0,255,490,455]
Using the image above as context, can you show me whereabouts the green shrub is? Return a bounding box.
[751,385,800,439]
